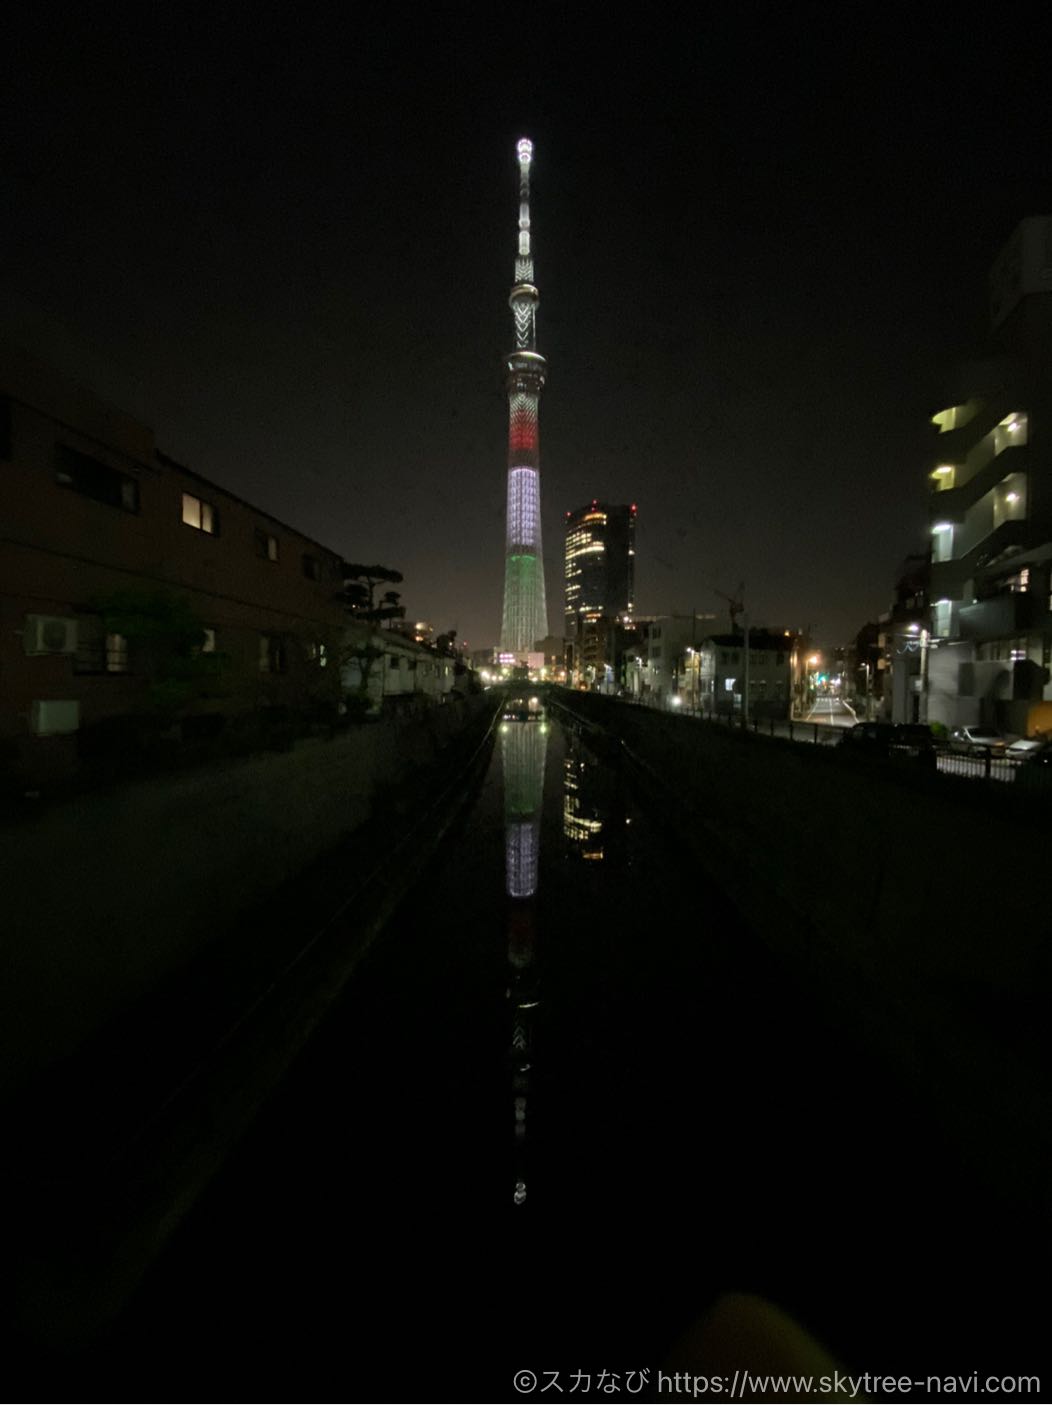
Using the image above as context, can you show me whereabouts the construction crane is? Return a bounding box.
[715,581,746,635]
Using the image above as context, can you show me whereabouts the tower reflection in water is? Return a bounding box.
[500,697,548,1208]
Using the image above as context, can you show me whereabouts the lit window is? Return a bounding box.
[259,634,287,673]
[105,633,129,673]
[255,529,279,561]
[201,628,216,653]
[183,492,218,534]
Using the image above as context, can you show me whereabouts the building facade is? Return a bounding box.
[919,218,1052,737]
[0,350,454,789]
[564,501,636,686]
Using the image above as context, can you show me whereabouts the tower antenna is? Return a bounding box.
[500,137,549,660]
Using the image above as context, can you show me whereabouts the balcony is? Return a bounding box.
[929,519,1033,597]
[928,444,1029,522]
[957,592,1041,642]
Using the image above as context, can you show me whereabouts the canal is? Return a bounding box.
[72,697,1040,1398]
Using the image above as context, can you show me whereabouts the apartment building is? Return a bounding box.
[922,218,1052,736]
[0,351,353,787]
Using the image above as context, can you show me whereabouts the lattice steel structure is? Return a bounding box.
[500,138,549,656]
[501,720,548,900]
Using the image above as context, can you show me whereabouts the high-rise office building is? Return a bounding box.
[563,502,636,686]
[564,501,636,635]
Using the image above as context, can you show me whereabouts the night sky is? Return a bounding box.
[4,7,1051,649]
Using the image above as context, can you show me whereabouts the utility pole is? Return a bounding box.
[743,607,751,728]
[716,582,749,728]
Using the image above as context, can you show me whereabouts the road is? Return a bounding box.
[804,694,856,726]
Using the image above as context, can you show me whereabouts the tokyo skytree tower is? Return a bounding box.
[499,137,549,656]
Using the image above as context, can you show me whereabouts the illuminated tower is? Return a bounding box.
[500,137,549,657]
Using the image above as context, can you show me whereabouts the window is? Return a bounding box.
[106,633,129,672]
[75,615,129,673]
[306,641,328,667]
[201,628,216,653]
[255,529,279,561]
[0,397,10,460]
[259,634,287,673]
[182,492,219,534]
[302,554,321,580]
[56,444,139,512]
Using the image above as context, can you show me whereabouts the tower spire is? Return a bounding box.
[500,136,549,658]
[515,137,535,290]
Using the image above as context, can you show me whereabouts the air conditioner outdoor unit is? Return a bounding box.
[24,615,78,655]
[29,700,80,735]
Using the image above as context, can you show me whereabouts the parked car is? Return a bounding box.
[1006,736,1048,757]
[1014,740,1052,788]
[948,726,1007,756]
[839,722,937,768]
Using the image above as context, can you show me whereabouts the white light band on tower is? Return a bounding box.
[507,467,541,549]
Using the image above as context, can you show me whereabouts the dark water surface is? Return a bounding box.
[63,710,1042,1399]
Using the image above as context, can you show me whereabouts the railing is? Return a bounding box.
[707,711,846,747]
[609,695,1042,785]
[935,748,1027,784]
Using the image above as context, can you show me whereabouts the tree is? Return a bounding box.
[338,562,406,710]
[339,563,405,624]
[91,588,216,719]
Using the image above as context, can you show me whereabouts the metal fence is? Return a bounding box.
[691,709,1043,785]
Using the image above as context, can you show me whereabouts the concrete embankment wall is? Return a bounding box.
[1,697,491,1096]
[554,691,1052,1198]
